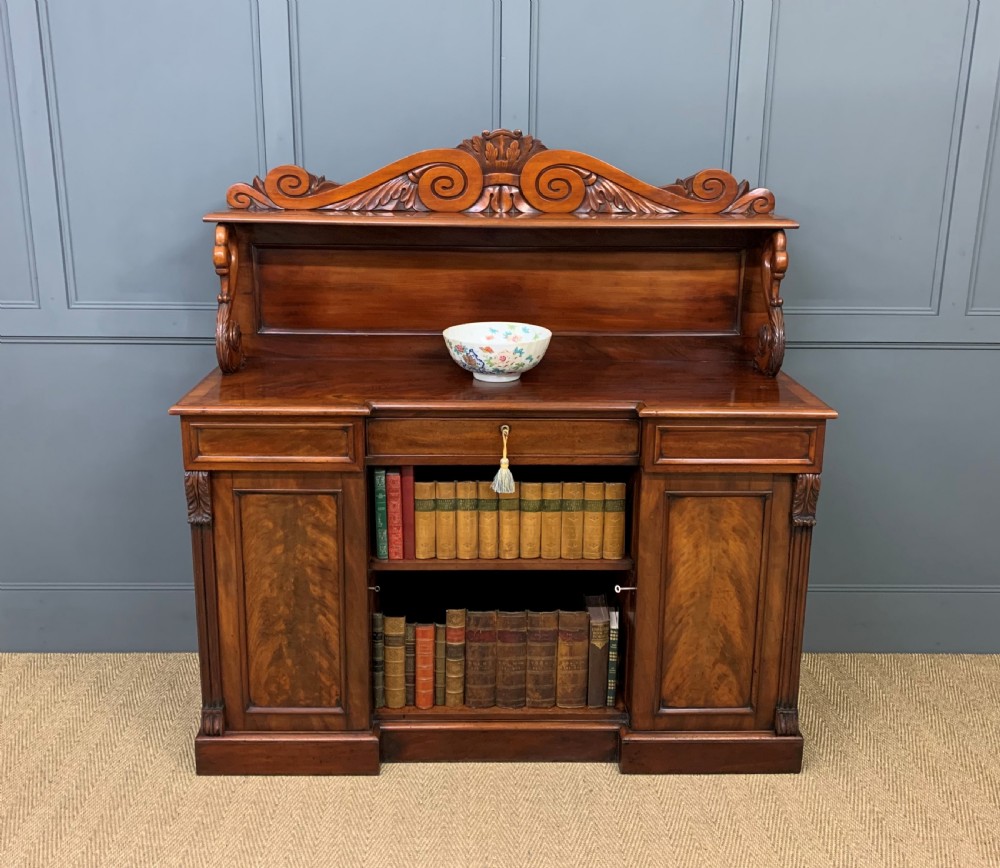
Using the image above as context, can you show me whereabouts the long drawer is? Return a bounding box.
[367,417,640,464]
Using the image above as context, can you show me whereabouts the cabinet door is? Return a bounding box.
[629,474,791,731]
[213,471,369,731]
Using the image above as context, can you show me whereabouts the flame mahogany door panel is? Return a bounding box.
[212,471,369,732]
[629,474,792,731]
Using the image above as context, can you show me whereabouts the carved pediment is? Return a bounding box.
[227,129,775,217]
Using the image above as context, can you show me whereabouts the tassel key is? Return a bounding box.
[490,424,515,494]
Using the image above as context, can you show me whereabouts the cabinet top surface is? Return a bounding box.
[170,349,836,419]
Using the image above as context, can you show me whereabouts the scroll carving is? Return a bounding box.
[792,473,821,527]
[774,704,800,737]
[753,230,787,377]
[185,471,212,525]
[200,701,225,737]
[226,129,776,218]
[213,224,243,373]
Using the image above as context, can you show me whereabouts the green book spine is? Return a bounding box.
[374,469,389,559]
[372,612,385,709]
[606,609,619,707]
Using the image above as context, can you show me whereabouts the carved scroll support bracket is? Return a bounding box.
[200,701,225,737]
[775,473,821,736]
[753,230,787,377]
[214,224,243,374]
[185,471,212,525]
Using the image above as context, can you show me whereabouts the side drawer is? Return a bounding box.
[368,417,639,464]
[182,416,363,471]
[643,420,823,473]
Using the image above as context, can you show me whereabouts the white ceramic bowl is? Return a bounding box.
[442,321,552,383]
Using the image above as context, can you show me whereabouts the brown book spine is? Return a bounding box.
[465,610,497,707]
[602,482,627,559]
[477,481,499,559]
[413,481,436,559]
[556,610,590,708]
[519,482,542,558]
[371,612,385,709]
[456,480,479,559]
[560,482,584,559]
[584,595,610,708]
[414,624,435,709]
[386,470,404,559]
[540,482,562,559]
[495,611,527,708]
[445,609,466,707]
[498,488,519,559]
[526,611,558,707]
[404,621,416,706]
[582,482,605,560]
[435,481,457,559]
[434,623,446,705]
[383,615,406,708]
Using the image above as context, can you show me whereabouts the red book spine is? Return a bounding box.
[386,471,403,560]
[400,466,416,560]
[414,624,435,709]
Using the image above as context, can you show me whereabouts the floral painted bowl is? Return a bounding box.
[443,322,552,383]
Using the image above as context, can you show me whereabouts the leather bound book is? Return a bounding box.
[371,612,385,709]
[456,480,479,559]
[606,609,619,707]
[477,481,498,558]
[435,481,457,559]
[555,610,590,708]
[540,482,562,559]
[498,488,520,559]
[582,482,605,560]
[434,623,446,705]
[526,611,558,708]
[560,482,584,559]
[373,469,389,559]
[414,623,435,709]
[404,621,416,706]
[401,466,416,560]
[519,482,542,559]
[386,470,404,560]
[584,595,610,707]
[383,615,406,708]
[602,482,627,560]
[445,608,466,707]
[495,611,527,708]
[464,610,498,707]
[414,481,436,559]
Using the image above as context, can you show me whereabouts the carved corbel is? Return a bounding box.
[214,224,243,373]
[775,473,822,737]
[753,230,787,377]
[184,471,212,525]
[200,701,225,737]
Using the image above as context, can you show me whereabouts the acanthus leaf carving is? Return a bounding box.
[200,701,225,737]
[774,704,800,736]
[185,471,212,526]
[224,130,777,219]
[753,230,787,377]
[792,474,821,528]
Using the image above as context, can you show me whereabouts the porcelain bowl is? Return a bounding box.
[442,321,552,382]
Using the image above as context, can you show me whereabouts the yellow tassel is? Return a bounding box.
[491,425,515,494]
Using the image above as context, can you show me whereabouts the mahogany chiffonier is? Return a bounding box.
[170,129,835,775]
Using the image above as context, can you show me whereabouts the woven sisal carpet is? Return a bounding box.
[1,654,998,868]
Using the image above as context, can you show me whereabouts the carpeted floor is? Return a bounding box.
[1,654,998,867]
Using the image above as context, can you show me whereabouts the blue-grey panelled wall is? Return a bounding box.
[2,0,998,651]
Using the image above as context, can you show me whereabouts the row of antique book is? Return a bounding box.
[371,596,620,710]
[373,469,627,560]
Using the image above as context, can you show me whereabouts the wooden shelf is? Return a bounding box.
[376,704,627,724]
[370,557,633,571]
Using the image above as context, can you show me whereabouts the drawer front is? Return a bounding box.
[184,417,362,470]
[644,421,822,472]
[368,417,639,464]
